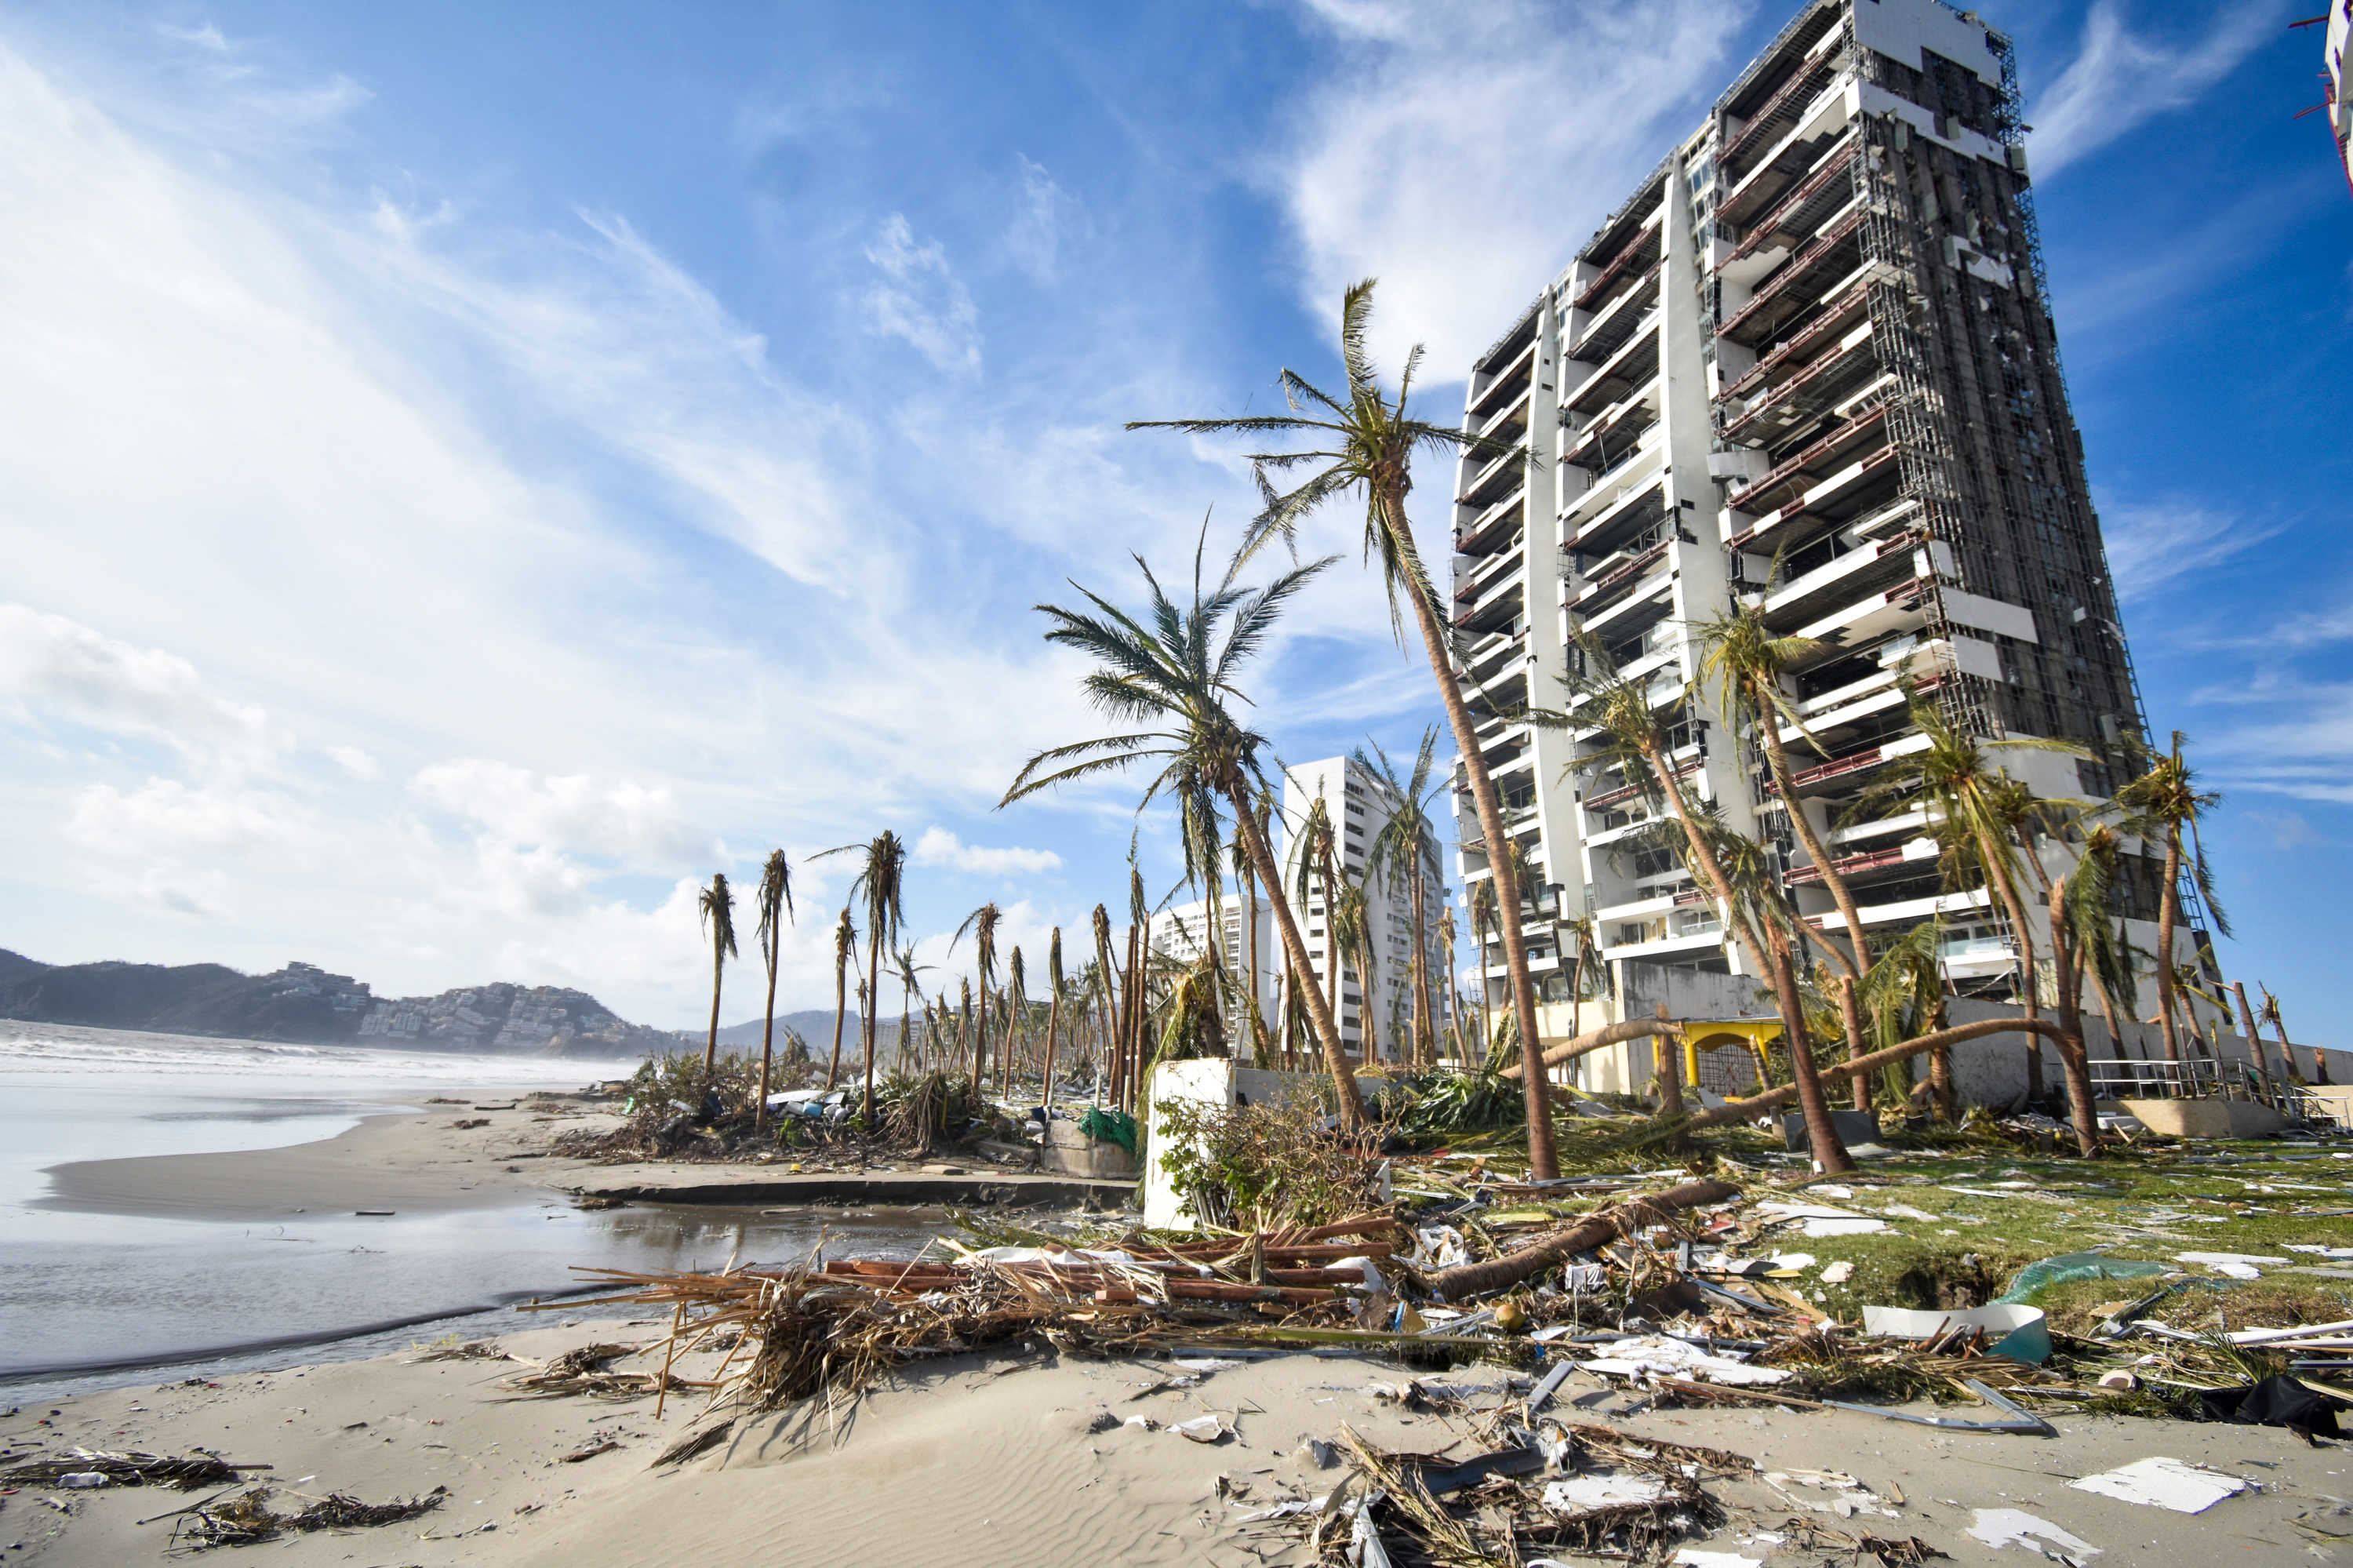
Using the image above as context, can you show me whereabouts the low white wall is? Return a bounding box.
[1140,1059,1389,1230]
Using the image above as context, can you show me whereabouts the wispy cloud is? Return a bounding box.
[2100,498,2283,602]
[1003,155,1082,284]
[1273,0,1749,374]
[864,213,982,373]
[2028,1,2277,179]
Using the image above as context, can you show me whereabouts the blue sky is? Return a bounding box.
[0,0,2345,1033]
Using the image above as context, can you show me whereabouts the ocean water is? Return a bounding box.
[0,1022,938,1402]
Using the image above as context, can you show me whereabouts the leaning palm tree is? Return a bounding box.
[1289,793,1344,1026]
[952,902,1003,1094]
[1555,630,1853,1171]
[1693,602,1878,1101]
[696,872,737,1079]
[1693,601,1871,980]
[1851,695,2090,1091]
[1356,728,1446,1068]
[825,905,856,1090]
[999,535,1369,1125]
[818,831,909,1128]
[752,849,797,1128]
[2111,731,2231,1067]
[1126,282,1542,1130]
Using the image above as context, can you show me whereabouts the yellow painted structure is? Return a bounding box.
[1679,1019,1783,1095]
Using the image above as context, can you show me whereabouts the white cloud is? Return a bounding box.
[2028,2,2275,179]
[0,603,280,768]
[911,825,1064,875]
[409,759,710,866]
[66,777,304,856]
[1273,0,1748,375]
[2100,499,2282,601]
[328,744,380,779]
[864,213,982,373]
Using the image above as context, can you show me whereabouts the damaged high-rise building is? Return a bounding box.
[1447,0,2218,1050]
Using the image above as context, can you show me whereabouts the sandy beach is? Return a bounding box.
[9,1314,2346,1567]
[12,1054,2353,1565]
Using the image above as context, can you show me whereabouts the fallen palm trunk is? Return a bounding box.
[1678,1019,2080,1133]
[1425,1178,1740,1300]
[1497,1019,1680,1082]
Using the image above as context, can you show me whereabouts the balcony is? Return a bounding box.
[1716,137,1858,283]
[1783,836,1937,888]
[1467,338,1537,420]
[1572,211,1664,315]
[1723,407,1890,537]
[1758,533,1924,636]
[1453,491,1526,558]
[1568,268,1660,366]
[1719,208,1867,348]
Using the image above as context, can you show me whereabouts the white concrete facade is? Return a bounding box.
[1446,0,2227,1037]
[1147,894,1279,1031]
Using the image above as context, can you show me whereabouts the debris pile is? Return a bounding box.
[169,1486,445,1549]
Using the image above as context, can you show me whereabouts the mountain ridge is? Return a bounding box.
[0,948,683,1059]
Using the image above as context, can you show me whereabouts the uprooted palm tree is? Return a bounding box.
[1356,727,1446,1068]
[1127,282,1540,1141]
[1551,628,1853,1172]
[752,849,797,1129]
[998,535,1369,1126]
[697,872,737,1080]
[1851,694,2090,1097]
[952,902,1003,1094]
[2111,730,2231,1068]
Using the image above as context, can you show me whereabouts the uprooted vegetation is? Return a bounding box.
[547,1051,1015,1165]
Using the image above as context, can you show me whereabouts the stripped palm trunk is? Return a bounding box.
[1226,777,1365,1125]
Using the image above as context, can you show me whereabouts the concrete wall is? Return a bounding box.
[1140,1059,1390,1229]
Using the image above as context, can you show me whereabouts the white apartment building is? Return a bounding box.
[1280,755,1450,1062]
[1147,894,1279,1034]
[1446,0,2223,1033]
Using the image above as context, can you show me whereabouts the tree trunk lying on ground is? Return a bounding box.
[1676,1017,2081,1134]
[1424,1177,1740,1300]
[1495,1019,1677,1081]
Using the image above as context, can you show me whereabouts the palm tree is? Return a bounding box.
[1356,728,1445,1068]
[1330,879,1374,1058]
[1091,903,1121,1099]
[1467,875,1500,1066]
[952,902,1003,1095]
[1005,944,1030,1084]
[891,944,931,1075]
[696,872,737,1080]
[1851,695,2090,1093]
[752,849,797,1129]
[1859,919,1951,1118]
[825,905,856,1090]
[1693,602,1877,1104]
[1289,794,1344,1028]
[1043,927,1067,1111]
[818,831,909,1128]
[1126,282,1544,1139]
[1557,631,1853,1171]
[2111,731,2231,1067]
[1000,535,1369,1125]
